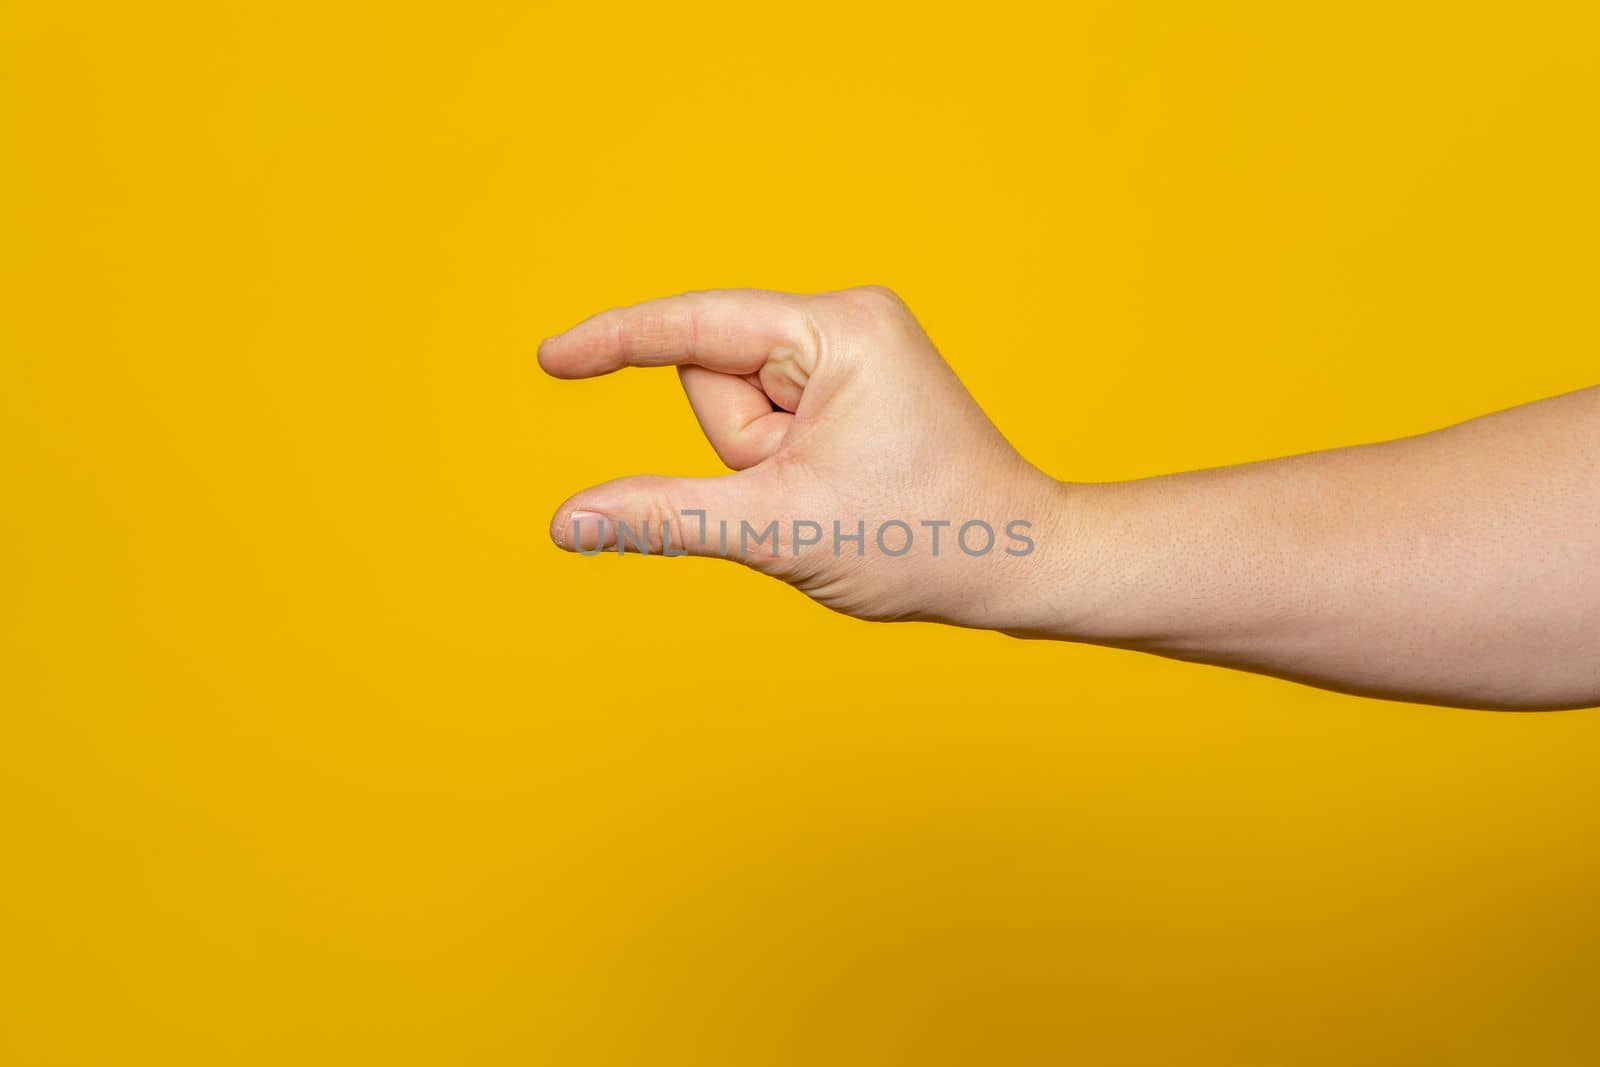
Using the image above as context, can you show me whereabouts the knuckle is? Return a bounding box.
[615,316,670,362]
[645,490,684,551]
[842,284,906,313]
[823,285,913,342]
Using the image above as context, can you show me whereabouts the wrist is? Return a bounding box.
[977,472,1107,640]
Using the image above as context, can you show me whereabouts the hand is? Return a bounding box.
[539,286,1072,631]
[540,290,1600,708]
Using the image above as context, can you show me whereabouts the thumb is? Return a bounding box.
[549,471,781,561]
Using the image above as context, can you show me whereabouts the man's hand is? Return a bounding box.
[541,287,1599,710]
[538,286,1070,631]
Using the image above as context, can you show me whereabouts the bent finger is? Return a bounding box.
[677,365,792,470]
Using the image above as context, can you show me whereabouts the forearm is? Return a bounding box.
[1032,387,1600,709]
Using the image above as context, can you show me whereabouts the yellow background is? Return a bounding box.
[3,2,1598,1063]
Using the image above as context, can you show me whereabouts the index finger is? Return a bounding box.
[537,289,816,379]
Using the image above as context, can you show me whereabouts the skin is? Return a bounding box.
[539,286,1600,711]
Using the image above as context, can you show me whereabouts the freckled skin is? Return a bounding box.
[539,286,1600,711]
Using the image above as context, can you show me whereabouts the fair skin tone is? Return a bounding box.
[539,286,1600,711]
